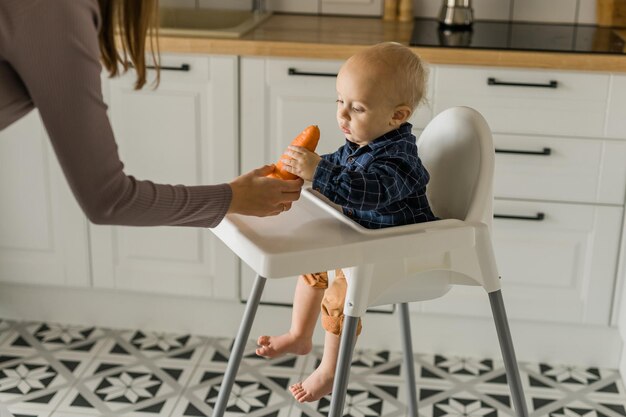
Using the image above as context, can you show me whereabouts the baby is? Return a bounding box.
[256,42,437,402]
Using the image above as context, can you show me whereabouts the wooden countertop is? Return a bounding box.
[158,14,626,72]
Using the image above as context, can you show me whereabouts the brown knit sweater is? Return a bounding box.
[0,0,232,227]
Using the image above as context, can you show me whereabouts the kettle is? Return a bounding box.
[439,0,473,27]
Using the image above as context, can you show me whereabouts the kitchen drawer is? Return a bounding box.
[266,58,434,130]
[494,134,626,205]
[433,66,610,138]
[267,58,343,85]
[415,199,623,325]
[144,54,211,84]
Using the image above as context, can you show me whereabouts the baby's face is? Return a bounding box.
[335,59,399,147]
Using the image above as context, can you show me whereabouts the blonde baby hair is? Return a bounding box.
[351,42,427,111]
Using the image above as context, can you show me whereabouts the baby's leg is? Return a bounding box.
[256,274,326,358]
[289,270,362,402]
[289,330,339,402]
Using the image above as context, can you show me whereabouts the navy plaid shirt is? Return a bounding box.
[312,123,437,229]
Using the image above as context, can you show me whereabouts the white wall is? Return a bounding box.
[412,0,596,24]
[159,0,598,25]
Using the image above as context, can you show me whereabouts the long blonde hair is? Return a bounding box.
[98,0,160,89]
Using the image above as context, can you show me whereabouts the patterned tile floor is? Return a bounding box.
[0,318,624,417]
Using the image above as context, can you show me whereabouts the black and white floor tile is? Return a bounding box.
[0,318,624,417]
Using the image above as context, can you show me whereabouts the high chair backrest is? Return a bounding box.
[417,107,495,228]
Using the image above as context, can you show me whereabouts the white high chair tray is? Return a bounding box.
[303,186,423,236]
[211,186,471,279]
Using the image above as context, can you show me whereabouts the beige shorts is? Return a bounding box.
[301,269,362,336]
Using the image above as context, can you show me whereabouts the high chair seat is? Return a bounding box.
[210,107,528,417]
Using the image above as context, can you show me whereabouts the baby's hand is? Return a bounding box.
[281,145,322,182]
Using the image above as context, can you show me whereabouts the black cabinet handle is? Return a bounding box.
[147,63,191,72]
[288,68,337,78]
[487,77,558,89]
[494,212,545,221]
[495,147,552,156]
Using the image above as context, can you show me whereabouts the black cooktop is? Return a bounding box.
[410,19,626,54]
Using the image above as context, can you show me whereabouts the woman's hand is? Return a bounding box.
[281,146,322,182]
[228,165,303,216]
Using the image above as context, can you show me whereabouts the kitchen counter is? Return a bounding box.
[157,14,626,72]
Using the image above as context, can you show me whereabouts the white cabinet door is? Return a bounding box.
[90,55,238,299]
[240,56,347,308]
[240,57,344,173]
[0,111,90,287]
[415,200,623,325]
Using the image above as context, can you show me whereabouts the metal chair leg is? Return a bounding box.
[328,314,360,417]
[489,290,529,417]
[398,303,419,417]
[211,274,267,417]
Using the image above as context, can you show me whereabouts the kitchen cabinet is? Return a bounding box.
[420,200,623,324]
[418,64,626,325]
[240,56,626,326]
[0,54,239,301]
[90,54,239,299]
[239,56,343,308]
[0,111,90,287]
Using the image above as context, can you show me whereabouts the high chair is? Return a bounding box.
[210,106,528,417]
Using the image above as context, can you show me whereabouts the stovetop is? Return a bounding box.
[410,19,626,55]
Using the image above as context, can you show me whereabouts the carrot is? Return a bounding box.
[268,125,320,180]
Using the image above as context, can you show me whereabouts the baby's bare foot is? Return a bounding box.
[289,366,335,403]
[255,332,312,358]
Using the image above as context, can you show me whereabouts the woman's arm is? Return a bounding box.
[7,0,300,226]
